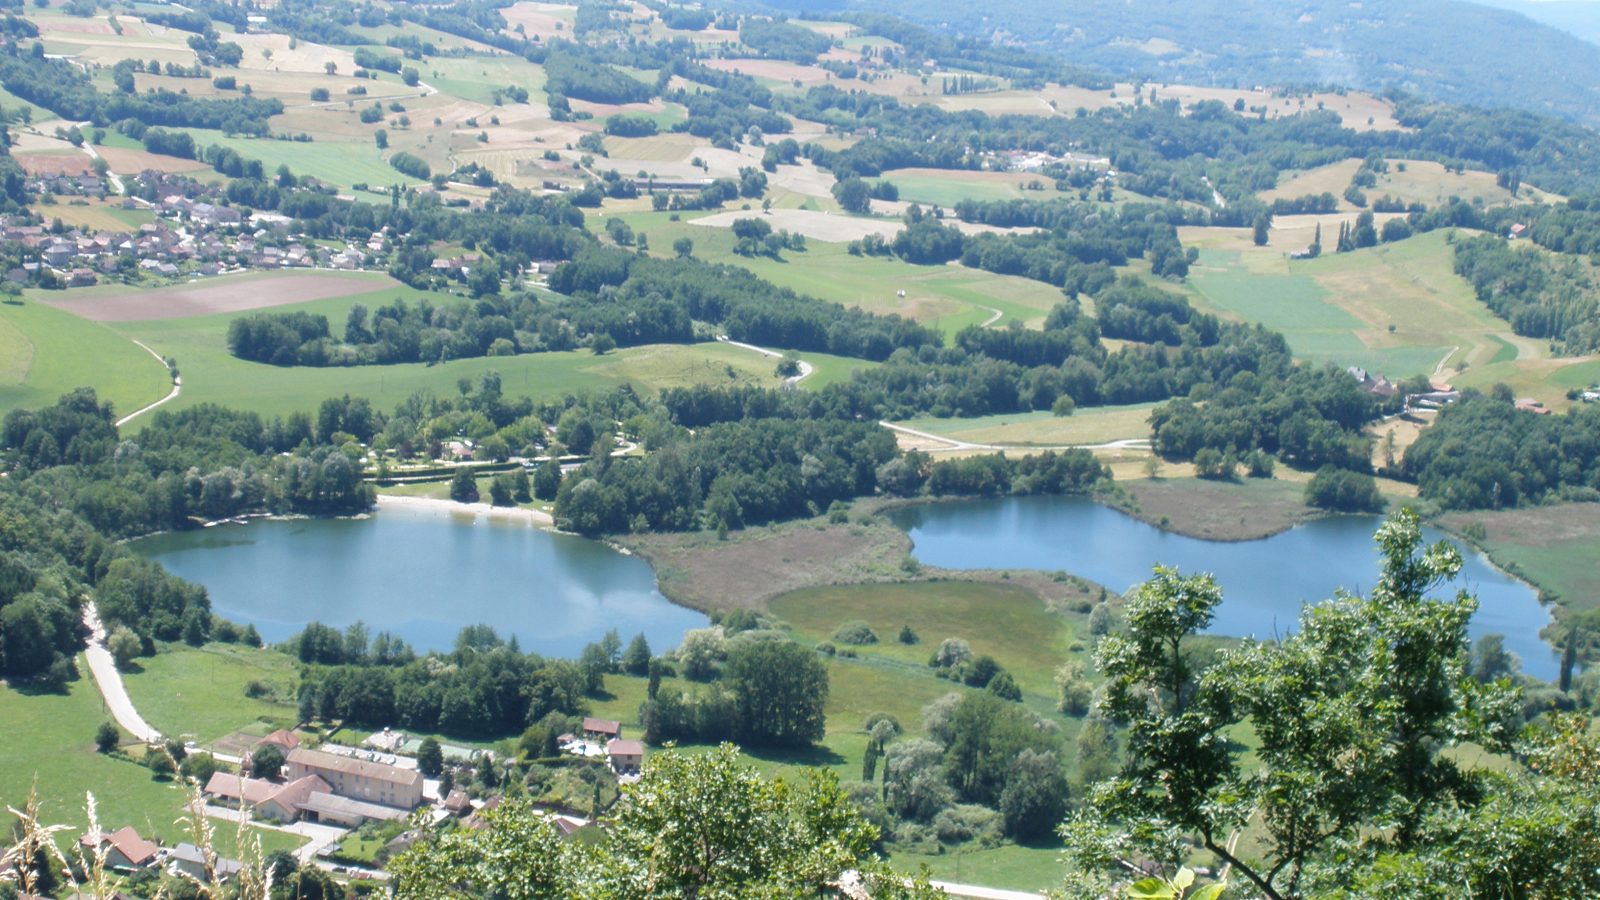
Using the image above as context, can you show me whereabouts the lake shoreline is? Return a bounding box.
[372,493,556,526]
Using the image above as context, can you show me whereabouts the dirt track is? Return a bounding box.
[41,272,399,322]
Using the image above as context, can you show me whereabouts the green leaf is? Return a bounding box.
[1188,884,1225,900]
[1127,879,1176,900]
[1173,868,1194,890]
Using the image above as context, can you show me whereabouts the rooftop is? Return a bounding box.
[287,747,424,786]
[296,791,410,822]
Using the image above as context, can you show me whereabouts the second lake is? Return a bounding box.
[888,495,1559,681]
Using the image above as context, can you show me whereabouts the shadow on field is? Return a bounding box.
[743,742,847,768]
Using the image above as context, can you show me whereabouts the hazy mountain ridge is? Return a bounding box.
[836,0,1600,126]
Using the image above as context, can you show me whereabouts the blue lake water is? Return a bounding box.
[887,495,1559,681]
[130,505,707,658]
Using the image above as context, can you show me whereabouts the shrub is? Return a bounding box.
[898,624,919,645]
[959,654,1002,688]
[1051,394,1075,417]
[95,721,119,753]
[309,87,329,102]
[986,670,1021,701]
[832,620,879,645]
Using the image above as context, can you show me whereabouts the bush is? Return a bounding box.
[898,624,919,645]
[1305,465,1384,512]
[832,620,879,645]
[95,721,119,753]
[1051,394,1075,417]
[932,804,1004,846]
[309,87,329,102]
[986,670,1021,701]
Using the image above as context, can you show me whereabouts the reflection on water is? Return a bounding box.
[888,495,1558,681]
[131,507,707,657]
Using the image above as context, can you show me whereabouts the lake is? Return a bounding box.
[887,495,1559,681]
[130,505,707,658]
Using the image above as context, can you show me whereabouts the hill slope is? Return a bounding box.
[841,0,1600,126]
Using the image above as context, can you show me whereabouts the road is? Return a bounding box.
[880,421,1151,453]
[115,340,180,427]
[931,881,1046,900]
[717,336,815,384]
[72,125,127,195]
[81,603,163,743]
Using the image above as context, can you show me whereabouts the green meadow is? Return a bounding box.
[157,129,421,189]
[120,644,302,745]
[0,297,171,418]
[608,209,1069,337]
[0,660,303,855]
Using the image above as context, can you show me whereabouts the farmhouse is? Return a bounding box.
[582,717,622,740]
[285,748,424,809]
[607,739,644,775]
[78,827,159,871]
[166,844,244,883]
[259,729,301,753]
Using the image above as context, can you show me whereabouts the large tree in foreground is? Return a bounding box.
[1062,509,1522,900]
[391,744,942,900]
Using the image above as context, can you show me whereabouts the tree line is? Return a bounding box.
[0,390,298,680]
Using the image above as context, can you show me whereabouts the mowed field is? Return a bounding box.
[120,644,302,745]
[0,297,171,418]
[609,209,1070,337]
[2,263,876,425]
[896,401,1161,447]
[1178,227,1531,382]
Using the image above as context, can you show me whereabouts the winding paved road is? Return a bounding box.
[81,603,163,743]
[718,336,815,384]
[115,340,180,427]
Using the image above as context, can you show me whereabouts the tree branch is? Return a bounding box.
[1202,837,1282,900]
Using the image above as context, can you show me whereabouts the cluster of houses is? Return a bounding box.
[1347,366,1463,409]
[29,172,109,197]
[3,213,385,288]
[51,825,242,886]
[203,730,423,828]
[558,717,644,777]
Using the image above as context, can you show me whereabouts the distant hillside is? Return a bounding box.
[1462,0,1600,46]
[835,0,1600,127]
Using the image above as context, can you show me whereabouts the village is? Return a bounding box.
[62,717,642,891]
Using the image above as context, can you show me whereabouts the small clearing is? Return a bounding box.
[41,272,399,322]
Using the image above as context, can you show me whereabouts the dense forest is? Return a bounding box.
[1403,392,1600,508]
[1453,234,1600,355]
